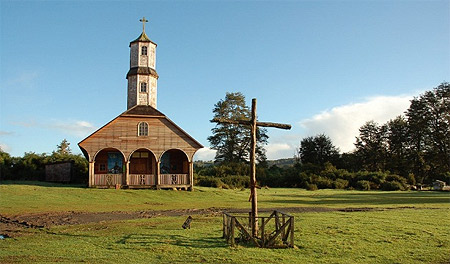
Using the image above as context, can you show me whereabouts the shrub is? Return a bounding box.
[386,174,407,185]
[195,175,249,189]
[384,174,408,190]
[315,176,333,189]
[407,173,416,185]
[381,181,405,191]
[306,182,318,191]
[220,175,249,189]
[196,176,224,188]
[356,180,371,191]
[355,171,386,188]
[333,179,349,189]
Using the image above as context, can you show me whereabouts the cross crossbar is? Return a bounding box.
[211,118,291,130]
[140,17,149,32]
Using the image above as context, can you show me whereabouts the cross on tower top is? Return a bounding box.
[140,17,149,32]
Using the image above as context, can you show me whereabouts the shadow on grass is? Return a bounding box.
[116,233,228,249]
[0,180,86,188]
[44,229,97,238]
[267,192,450,206]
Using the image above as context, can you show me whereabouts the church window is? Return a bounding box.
[138,122,148,136]
[140,82,147,93]
[141,46,147,56]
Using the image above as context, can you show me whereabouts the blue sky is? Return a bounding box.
[1,0,449,160]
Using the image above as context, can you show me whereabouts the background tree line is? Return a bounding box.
[195,82,449,190]
[0,139,88,183]
[1,83,448,190]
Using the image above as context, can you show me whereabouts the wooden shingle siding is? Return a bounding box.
[78,105,202,189]
[79,115,200,162]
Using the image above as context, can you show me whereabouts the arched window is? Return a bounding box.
[140,82,147,93]
[138,122,148,136]
[141,46,147,56]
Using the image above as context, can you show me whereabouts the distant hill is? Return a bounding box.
[267,158,296,168]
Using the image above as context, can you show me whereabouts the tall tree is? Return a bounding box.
[354,121,388,171]
[55,139,71,155]
[298,134,340,167]
[0,149,13,180]
[208,92,268,163]
[406,82,450,182]
[385,116,410,176]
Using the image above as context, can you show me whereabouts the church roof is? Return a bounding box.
[122,105,165,117]
[126,67,159,79]
[130,32,157,46]
[78,105,203,149]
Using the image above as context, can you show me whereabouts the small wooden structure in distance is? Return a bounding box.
[45,161,73,183]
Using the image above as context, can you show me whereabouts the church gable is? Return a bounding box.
[79,106,202,161]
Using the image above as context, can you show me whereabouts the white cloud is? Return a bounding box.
[299,95,413,152]
[0,131,14,136]
[0,143,11,153]
[266,143,295,160]
[196,94,416,160]
[12,120,38,128]
[14,119,97,138]
[194,147,216,161]
[51,120,97,137]
[6,71,39,89]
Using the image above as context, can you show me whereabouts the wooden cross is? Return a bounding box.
[140,17,149,32]
[212,98,291,237]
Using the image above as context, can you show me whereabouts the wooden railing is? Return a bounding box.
[94,174,122,186]
[160,174,189,185]
[223,211,294,248]
[93,174,189,187]
[129,174,155,186]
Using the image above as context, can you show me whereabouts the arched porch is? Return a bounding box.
[128,149,157,188]
[159,149,193,190]
[86,147,194,190]
[92,148,125,187]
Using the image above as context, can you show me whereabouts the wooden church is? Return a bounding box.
[78,18,203,190]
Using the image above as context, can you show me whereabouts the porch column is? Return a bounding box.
[125,161,130,186]
[156,160,161,189]
[89,161,95,187]
[189,161,194,191]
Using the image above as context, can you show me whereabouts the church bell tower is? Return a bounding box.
[127,17,158,109]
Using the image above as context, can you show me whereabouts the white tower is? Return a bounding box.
[127,17,158,109]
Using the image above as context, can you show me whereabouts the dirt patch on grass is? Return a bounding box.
[0,206,421,238]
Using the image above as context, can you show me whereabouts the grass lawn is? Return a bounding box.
[1,181,448,215]
[0,181,449,263]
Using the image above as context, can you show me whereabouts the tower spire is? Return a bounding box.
[127,18,158,109]
[140,17,148,32]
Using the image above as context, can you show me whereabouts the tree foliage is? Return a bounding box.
[298,134,339,167]
[198,82,449,190]
[3,83,449,190]
[208,92,268,163]
[56,139,71,155]
[354,121,388,171]
[406,82,450,181]
[0,140,88,183]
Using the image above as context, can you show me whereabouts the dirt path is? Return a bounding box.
[0,206,418,238]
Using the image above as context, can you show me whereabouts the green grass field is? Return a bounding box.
[0,181,449,263]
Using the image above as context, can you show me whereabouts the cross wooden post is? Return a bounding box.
[212,98,291,238]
